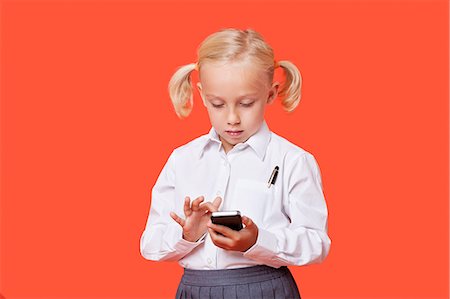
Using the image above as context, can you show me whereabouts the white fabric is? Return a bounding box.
[140,121,331,269]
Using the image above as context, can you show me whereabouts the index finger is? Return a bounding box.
[199,202,219,213]
[183,197,192,217]
[191,196,205,211]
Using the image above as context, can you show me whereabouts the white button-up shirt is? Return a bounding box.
[140,121,331,269]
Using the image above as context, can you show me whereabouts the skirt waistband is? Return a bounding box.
[182,265,289,286]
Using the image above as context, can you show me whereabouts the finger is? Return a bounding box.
[191,196,205,212]
[242,216,259,242]
[207,222,238,239]
[200,197,222,213]
[184,197,192,217]
[241,216,251,227]
[212,196,222,208]
[170,212,185,227]
[198,202,218,213]
[208,227,232,249]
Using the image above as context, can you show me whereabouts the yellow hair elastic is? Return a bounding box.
[194,62,199,71]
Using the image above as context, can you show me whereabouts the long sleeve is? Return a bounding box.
[140,151,205,261]
[243,153,331,268]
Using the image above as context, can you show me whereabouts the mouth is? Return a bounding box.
[225,130,244,137]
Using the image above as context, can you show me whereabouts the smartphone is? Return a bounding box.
[210,211,243,231]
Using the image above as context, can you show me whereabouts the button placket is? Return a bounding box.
[215,158,230,202]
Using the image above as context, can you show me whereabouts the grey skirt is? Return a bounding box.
[175,265,301,299]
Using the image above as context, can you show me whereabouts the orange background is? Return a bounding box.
[1,0,448,298]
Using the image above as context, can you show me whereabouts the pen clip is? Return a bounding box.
[267,166,279,188]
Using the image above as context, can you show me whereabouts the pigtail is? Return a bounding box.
[168,63,197,118]
[277,60,302,112]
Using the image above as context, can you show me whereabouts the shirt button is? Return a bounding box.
[207,258,212,264]
[216,191,221,196]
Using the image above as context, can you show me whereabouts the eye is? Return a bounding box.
[211,103,224,108]
[240,102,254,107]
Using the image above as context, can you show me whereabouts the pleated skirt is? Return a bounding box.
[175,265,301,299]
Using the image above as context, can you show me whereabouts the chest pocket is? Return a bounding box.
[230,179,272,227]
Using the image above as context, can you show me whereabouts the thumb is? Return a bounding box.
[241,216,255,229]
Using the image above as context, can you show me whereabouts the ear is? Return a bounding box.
[196,82,206,106]
[267,82,279,105]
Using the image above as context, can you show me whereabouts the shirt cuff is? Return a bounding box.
[242,227,277,261]
[172,228,206,253]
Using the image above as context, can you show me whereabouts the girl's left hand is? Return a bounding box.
[207,216,258,252]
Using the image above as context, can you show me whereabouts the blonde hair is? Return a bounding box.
[168,28,302,118]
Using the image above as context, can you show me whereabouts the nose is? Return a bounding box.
[227,108,240,125]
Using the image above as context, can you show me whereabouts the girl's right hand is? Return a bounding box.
[170,196,222,242]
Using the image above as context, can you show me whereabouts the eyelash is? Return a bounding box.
[241,102,254,107]
[211,102,254,108]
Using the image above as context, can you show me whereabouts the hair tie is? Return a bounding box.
[274,61,280,68]
[194,62,199,71]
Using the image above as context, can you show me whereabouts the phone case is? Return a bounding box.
[211,211,243,231]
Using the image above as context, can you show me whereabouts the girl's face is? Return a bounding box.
[197,60,278,153]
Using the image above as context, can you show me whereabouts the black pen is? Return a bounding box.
[267,166,279,188]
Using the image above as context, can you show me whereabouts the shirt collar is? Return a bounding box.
[197,120,271,161]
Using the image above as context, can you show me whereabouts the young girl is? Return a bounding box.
[140,28,331,299]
